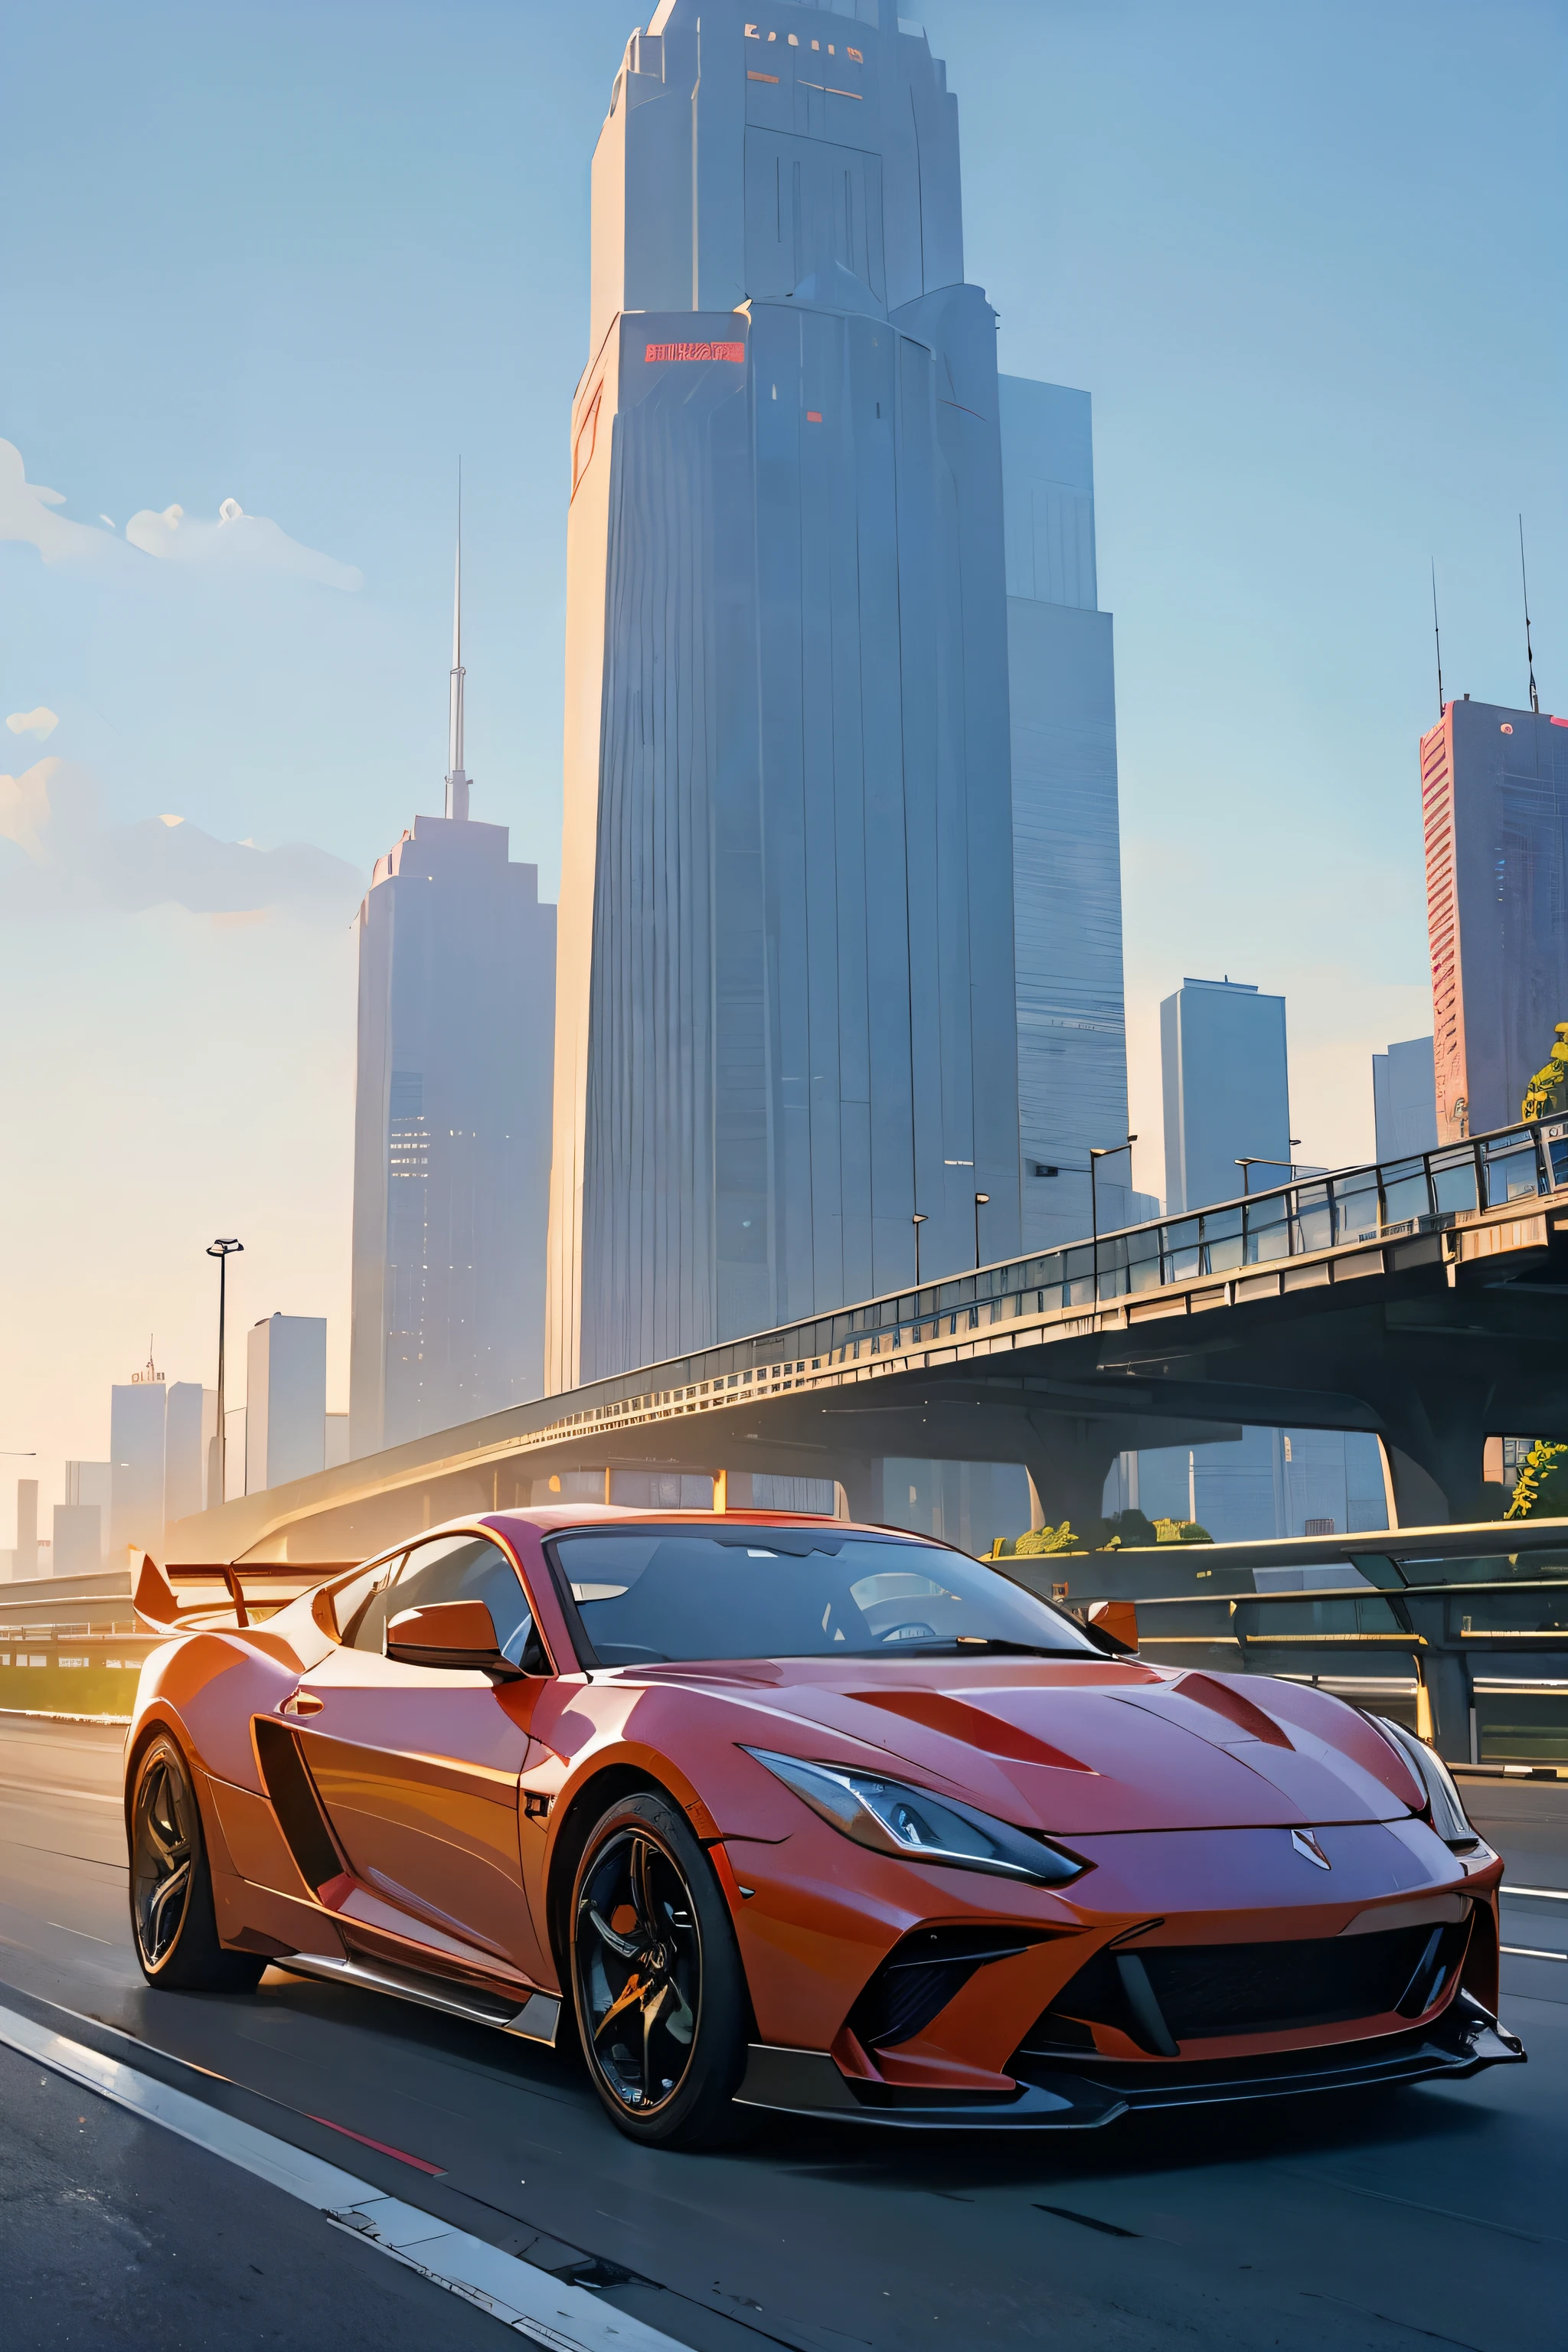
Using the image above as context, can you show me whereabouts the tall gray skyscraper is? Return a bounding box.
[1423,697,1568,1142]
[1161,977,1292,1214]
[1000,377,1131,1250]
[349,540,556,1455]
[547,0,1051,1390]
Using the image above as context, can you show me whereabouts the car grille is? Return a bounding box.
[1020,1919,1470,2056]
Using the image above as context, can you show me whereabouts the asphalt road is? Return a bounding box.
[2,1714,1564,2352]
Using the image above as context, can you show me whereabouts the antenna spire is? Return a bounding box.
[1520,514,1540,717]
[1430,559,1445,722]
[445,461,469,819]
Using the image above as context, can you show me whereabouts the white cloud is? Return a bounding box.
[5,707,59,741]
[0,439,126,566]
[0,756,361,920]
[124,493,362,590]
[1,437,361,590]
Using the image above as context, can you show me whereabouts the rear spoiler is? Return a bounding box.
[132,1553,356,1635]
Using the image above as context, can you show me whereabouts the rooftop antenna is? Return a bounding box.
[1520,514,1540,716]
[445,462,469,819]
[1430,560,1445,721]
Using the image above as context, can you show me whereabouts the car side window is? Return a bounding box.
[338,1553,407,1651]
[387,1534,549,1674]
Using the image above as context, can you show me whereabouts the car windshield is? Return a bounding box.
[547,1524,1103,1667]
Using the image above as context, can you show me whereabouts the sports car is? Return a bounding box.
[125,1508,1523,2147]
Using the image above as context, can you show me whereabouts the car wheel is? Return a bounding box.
[569,1789,752,2149]
[129,1733,264,1992]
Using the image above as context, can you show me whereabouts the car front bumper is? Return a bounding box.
[733,1992,1524,2130]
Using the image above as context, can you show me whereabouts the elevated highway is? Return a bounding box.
[168,1117,1568,1569]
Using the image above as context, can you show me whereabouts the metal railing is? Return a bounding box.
[723,1114,1568,1372]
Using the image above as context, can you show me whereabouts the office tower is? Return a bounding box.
[1161,977,1292,1214]
[349,538,556,1455]
[53,1504,102,1576]
[15,1479,38,1579]
[1000,377,1131,1250]
[246,1315,327,1492]
[325,1413,349,1470]
[163,1381,211,1526]
[1423,697,1568,1142]
[548,2,1025,1389]
[109,1366,166,1561]
[1372,1036,1437,1161]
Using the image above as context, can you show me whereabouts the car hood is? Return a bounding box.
[632,1657,1427,1834]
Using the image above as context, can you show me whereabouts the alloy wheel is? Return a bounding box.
[131,1746,196,1969]
[574,1826,702,2116]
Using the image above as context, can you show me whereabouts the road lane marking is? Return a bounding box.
[307,2111,446,2174]
[0,2001,689,2350]
[1501,1944,1567,1961]
[47,1922,114,1945]
[1501,1885,1568,1901]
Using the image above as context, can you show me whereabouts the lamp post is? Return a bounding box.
[1234,1146,1302,1196]
[911,1211,928,1289]
[973,1192,990,1271]
[206,1238,243,1506]
[1089,1137,1137,1298]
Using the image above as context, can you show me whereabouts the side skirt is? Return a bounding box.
[277,1951,560,2049]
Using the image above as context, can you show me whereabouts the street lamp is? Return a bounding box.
[206,1238,243,1505]
[973,1192,990,1271]
[1089,1137,1137,1298]
[1234,1143,1302,1195]
[911,1211,928,1289]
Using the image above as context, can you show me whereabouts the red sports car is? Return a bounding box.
[126,1509,1522,2146]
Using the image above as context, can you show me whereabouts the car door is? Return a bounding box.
[288,1530,553,1984]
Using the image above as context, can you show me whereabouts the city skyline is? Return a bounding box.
[2,0,1561,1539]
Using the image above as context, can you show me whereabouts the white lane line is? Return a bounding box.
[1500,1945,1568,1962]
[0,2001,687,2350]
[1502,1885,1568,1902]
[47,1922,114,1945]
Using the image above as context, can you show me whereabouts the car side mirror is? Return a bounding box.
[386,1598,525,1677]
[1084,1599,1138,1655]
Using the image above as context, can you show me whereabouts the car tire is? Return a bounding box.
[128,1732,265,1992]
[568,1788,753,2150]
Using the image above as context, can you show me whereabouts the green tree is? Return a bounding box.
[1506,1439,1568,1520]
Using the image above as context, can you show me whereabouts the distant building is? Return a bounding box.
[246,1315,327,1493]
[109,1362,166,1562]
[325,1413,349,1471]
[1423,697,1568,1142]
[164,1381,212,1526]
[1105,1426,1389,1543]
[1001,377,1131,1250]
[1372,1036,1437,1161]
[15,1479,38,1579]
[350,542,555,1453]
[1161,978,1292,1214]
[53,1504,103,1576]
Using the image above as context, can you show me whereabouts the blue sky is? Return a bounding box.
[1,0,1563,1514]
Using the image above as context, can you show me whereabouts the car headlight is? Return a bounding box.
[1370,1715,1483,1851]
[742,1746,1086,1886]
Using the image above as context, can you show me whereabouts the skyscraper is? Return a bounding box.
[1372,1035,1437,1161]
[349,533,556,1455]
[246,1315,327,1491]
[548,1,1034,1390]
[1423,697,1568,1142]
[1000,377,1132,1250]
[1161,977,1292,1214]
[109,1356,165,1563]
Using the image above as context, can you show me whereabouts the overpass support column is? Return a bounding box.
[1022,1419,1119,1540]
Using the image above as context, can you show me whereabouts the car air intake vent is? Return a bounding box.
[1021,1919,1472,2053]
[848,1926,1047,2050]
[253,1717,343,1894]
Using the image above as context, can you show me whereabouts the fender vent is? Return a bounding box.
[848,1927,1047,2050]
[253,1717,344,1894]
